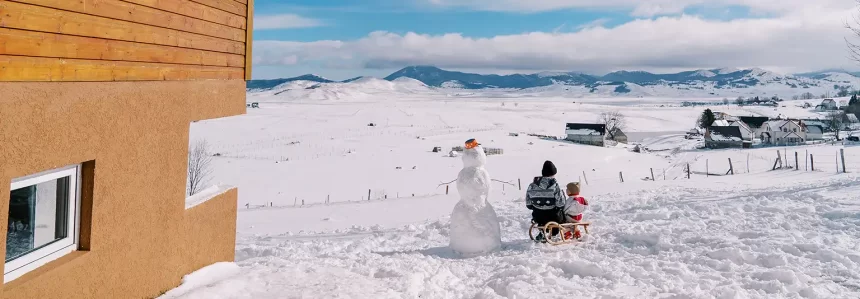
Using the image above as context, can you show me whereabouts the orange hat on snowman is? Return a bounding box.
[464,138,481,149]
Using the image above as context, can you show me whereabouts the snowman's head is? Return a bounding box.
[462,139,487,167]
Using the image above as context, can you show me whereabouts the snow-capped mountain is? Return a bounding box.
[248,66,860,98]
[246,74,334,91]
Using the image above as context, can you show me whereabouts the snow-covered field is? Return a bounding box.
[162,86,860,299]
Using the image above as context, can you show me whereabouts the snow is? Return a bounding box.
[716,67,740,74]
[449,145,501,256]
[709,133,742,142]
[159,262,241,299]
[165,86,860,298]
[269,80,319,93]
[185,185,233,210]
[693,69,717,78]
[566,129,601,135]
[441,80,465,88]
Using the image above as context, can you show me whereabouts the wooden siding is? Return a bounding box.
[0,29,245,67]
[0,55,245,81]
[16,0,245,41]
[189,0,247,17]
[245,0,254,79]
[0,0,252,82]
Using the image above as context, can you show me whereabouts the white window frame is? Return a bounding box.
[5,164,81,283]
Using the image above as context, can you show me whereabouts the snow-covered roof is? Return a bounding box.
[712,120,730,127]
[708,126,743,142]
[763,120,801,132]
[846,114,859,123]
[565,123,606,135]
[566,129,602,135]
[807,125,824,134]
[710,134,743,142]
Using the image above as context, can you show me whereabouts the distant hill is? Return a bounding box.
[246,74,334,90]
[247,66,860,97]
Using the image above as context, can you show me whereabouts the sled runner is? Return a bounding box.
[529,221,590,245]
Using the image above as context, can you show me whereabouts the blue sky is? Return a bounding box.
[250,0,858,80]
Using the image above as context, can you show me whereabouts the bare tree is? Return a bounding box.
[734,97,745,106]
[598,111,626,139]
[846,2,860,63]
[828,111,846,140]
[722,98,730,106]
[187,139,214,196]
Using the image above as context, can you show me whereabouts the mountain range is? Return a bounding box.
[247,66,860,97]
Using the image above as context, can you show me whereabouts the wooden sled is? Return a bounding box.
[528,221,590,245]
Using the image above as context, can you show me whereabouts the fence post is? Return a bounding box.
[728,158,734,175]
[446,185,449,195]
[795,152,799,170]
[368,189,371,201]
[805,150,808,171]
[518,178,522,190]
[650,168,655,181]
[841,149,847,173]
[582,171,589,185]
[811,154,815,171]
[706,159,709,177]
[687,163,691,179]
[619,172,624,183]
[773,150,781,170]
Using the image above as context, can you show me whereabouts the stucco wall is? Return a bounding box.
[0,81,244,298]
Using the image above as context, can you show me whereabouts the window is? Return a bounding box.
[793,128,797,132]
[5,165,80,283]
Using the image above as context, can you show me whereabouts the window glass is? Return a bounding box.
[6,176,70,262]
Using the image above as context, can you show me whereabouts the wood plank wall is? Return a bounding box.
[0,0,253,81]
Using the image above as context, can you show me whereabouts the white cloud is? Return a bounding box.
[575,18,611,30]
[255,14,326,30]
[421,0,854,17]
[254,3,860,74]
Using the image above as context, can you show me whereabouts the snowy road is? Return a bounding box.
[163,172,860,299]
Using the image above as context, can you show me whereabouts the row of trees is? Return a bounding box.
[720,96,781,107]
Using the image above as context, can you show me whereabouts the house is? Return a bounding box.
[738,116,770,139]
[1,1,252,298]
[705,126,747,148]
[819,99,838,110]
[760,120,807,145]
[564,123,626,146]
[565,123,607,146]
[843,114,860,130]
[803,120,832,132]
[610,128,628,144]
[807,125,825,141]
[729,120,754,141]
[711,119,754,141]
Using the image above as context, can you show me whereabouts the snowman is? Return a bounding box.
[449,138,502,256]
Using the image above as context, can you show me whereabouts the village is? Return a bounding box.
[563,97,860,151]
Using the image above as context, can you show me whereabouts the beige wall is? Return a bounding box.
[0,80,244,298]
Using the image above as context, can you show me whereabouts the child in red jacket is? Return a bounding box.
[563,182,589,239]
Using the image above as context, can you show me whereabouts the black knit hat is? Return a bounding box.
[541,160,557,177]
